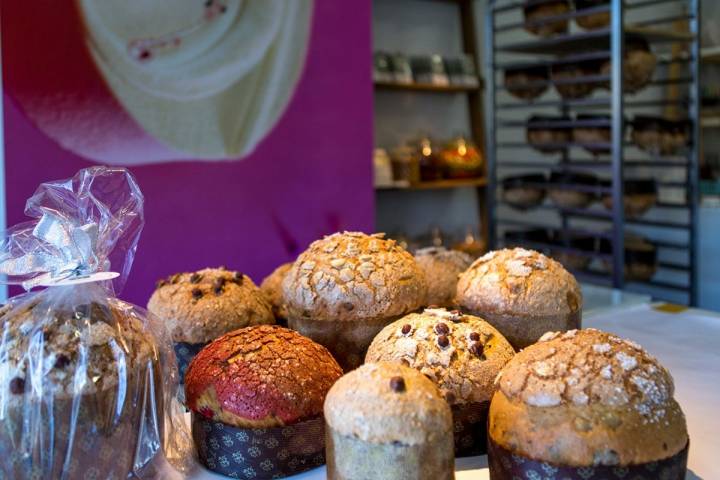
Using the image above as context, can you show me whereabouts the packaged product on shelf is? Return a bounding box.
[411,54,449,86]
[390,145,420,186]
[373,147,395,188]
[0,166,191,479]
[417,135,446,181]
[390,52,414,84]
[445,54,479,87]
[441,135,483,179]
[373,51,394,83]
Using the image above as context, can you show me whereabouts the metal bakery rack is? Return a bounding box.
[484,0,700,304]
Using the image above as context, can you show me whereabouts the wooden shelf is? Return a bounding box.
[701,45,720,64]
[374,80,480,93]
[376,177,487,191]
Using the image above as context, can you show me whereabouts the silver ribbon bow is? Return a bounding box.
[0,211,105,290]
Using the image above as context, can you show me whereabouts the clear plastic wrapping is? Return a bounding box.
[0,167,190,479]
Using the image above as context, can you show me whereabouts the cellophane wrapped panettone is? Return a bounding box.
[0,167,191,479]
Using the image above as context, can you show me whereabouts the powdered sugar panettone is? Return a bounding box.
[283,232,426,322]
[489,328,688,467]
[414,247,473,308]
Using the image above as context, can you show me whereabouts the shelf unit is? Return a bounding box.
[374,0,488,249]
[484,0,700,304]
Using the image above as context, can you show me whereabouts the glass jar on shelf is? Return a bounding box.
[440,134,483,179]
[416,135,445,182]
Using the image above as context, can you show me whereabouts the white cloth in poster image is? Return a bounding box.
[78,0,313,162]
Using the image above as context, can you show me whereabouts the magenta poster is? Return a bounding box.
[2,0,374,304]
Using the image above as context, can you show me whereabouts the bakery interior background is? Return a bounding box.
[2,0,720,310]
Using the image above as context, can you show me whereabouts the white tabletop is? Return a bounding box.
[175,302,719,480]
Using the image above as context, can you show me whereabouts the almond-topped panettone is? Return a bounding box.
[456,248,582,350]
[367,308,514,455]
[0,292,162,479]
[488,329,688,478]
[283,231,427,370]
[260,262,293,322]
[324,362,454,480]
[185,325,342,427]
[414,247,473,308]
[148,267,274,386]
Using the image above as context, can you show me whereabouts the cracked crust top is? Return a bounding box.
[148,267,275,344]
[414,247,473,307]
[366,308,514,405]
[260,262,293,319]
[185,325,342,428]
[1,295,155,401]
[283,232,427,322]
[457,248,582,317]
[324,362,452,446]
[490,328,687,466]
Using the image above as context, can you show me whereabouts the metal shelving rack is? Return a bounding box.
[484,0,700,304]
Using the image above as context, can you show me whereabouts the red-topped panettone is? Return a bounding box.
[185,325,342,478]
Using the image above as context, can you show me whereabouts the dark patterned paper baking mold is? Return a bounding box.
[174,341,208,383]
[452,401,489,457]
[488,436,688,480]
[192,413,325,479]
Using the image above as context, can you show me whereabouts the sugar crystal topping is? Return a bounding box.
[497,329,674,423]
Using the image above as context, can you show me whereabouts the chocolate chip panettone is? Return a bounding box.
[0,292,162,479]
[324,362,454,480]
[414,247,473,308]
[456,248,582,350]
[488,328,688,479]
[185,325,342,478]
[148,267,274,384]
[284,232,427,370]
[260,262,293,323]
[366,308,514,455]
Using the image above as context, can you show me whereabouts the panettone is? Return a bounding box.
[366,308,515,455]
[0,294,162,479]
[414,247,473,308]
[283,231,427,370]
[185,325,342,428]
[149,267,274,345]
[488,328,688,478]
[324,362,454,479]
[456,248,582,350]
[260,262,293,321]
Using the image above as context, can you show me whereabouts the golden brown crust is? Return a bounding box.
[147,267,275,344]
[260,262,292,319]
[457,248,582,319]
[489,328,688,466]
[324,362,452,446]
[414,247,472,308]
[366,308,514,405]
[283,232,427,322]
[185,325,342,428]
